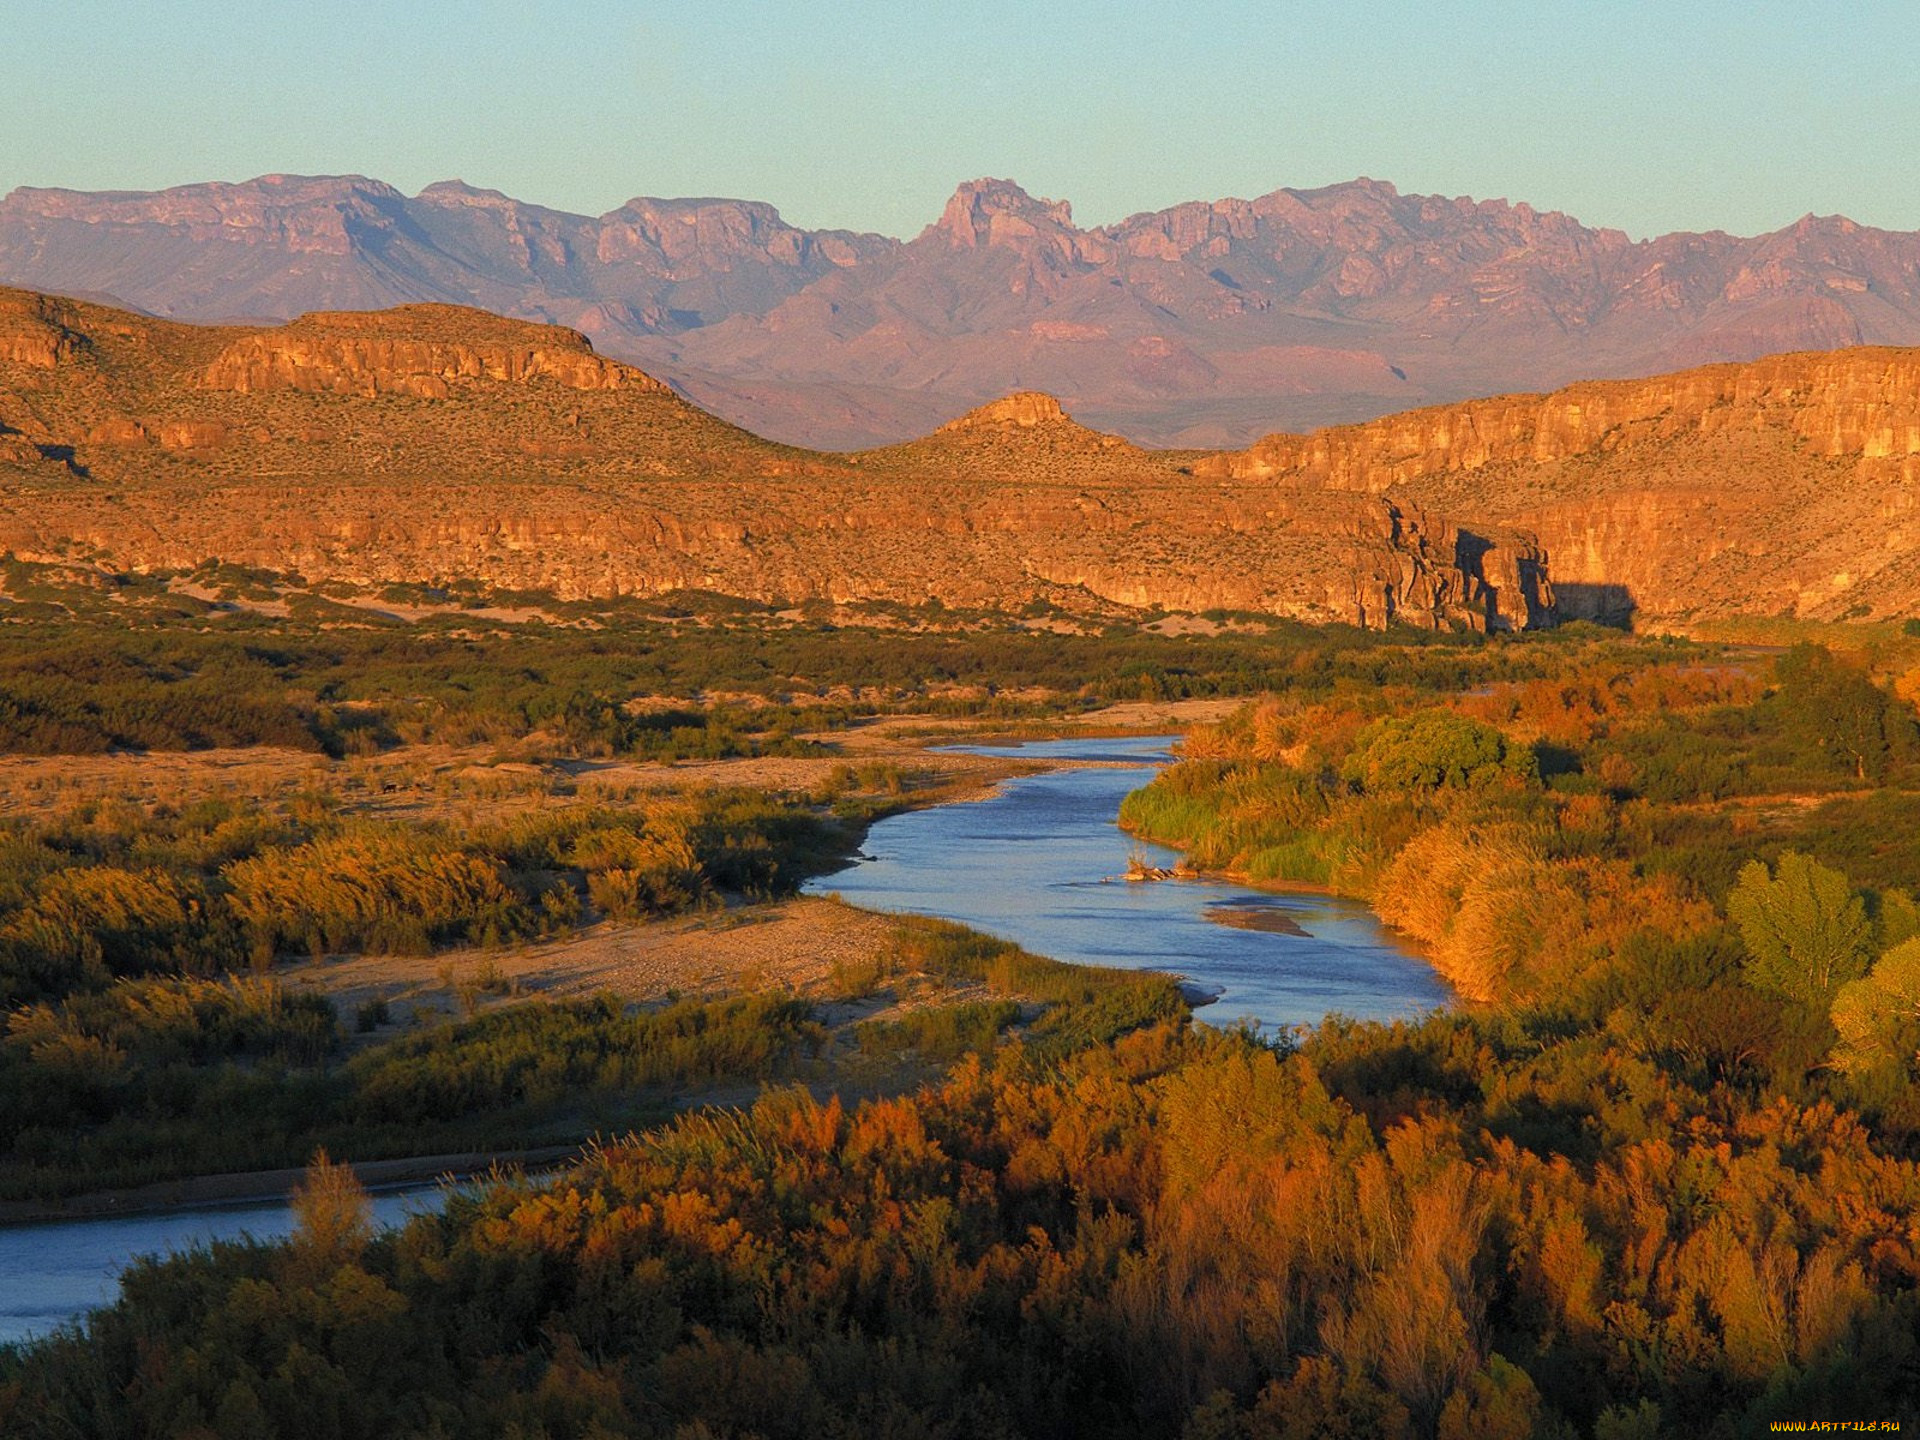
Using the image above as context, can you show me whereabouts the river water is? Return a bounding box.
[0,1188,437,1350]
[803,734,1450,1031]
[3,733,1445,1350]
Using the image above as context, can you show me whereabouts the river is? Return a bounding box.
[3,733,1444,1350]
[803,734,1449,1031]
[0,1188,438,1350]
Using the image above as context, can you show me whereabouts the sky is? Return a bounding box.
[3,0,1916,241]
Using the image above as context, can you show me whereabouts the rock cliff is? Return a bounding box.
[1197,349,1920,487]
[199,308,664,399]
[0,291,1550,631]
[11,288,1920,629]
[0,290,88,368]
[1202,347,1920,623]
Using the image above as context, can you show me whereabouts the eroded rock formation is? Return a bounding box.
[0,291,88,369]
[1198,349,1920,488]
[200,308,663,398]
[7,287,1920,629]
[1346,503,1554,633]
[0,292,1555,629]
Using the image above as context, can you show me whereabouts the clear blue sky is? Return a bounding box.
[4,0,1914,240]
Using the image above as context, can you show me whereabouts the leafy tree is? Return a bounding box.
[290,1148,371,1274]
[1725,852,1872,1003]
[1772,644,1918,782]
[1341,711,1538,794]
[1877,887,1920,951]
[1830,938,1920,1074]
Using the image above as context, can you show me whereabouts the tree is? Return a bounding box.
[290,1148,371,1274]
[1341,712,1537,795]
[1772,645,1917,782]
[1725,852,1871,1004]
[1830,938,1920,1075]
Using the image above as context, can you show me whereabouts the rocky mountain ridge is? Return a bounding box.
[1,287,1915,630]
[7,174,1920,448]
[0,288,1554,632]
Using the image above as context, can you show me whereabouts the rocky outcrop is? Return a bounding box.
[1191,346,1920,624]
[1346,502,1554,632]
[0,291,87,368]
[200,308,668,398]
[936,392,1070,430]
[927,180,1106,266]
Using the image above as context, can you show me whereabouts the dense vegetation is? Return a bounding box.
[7,1004,1918,1437]
[0,788,839,1009]
[3,981,829,1201]
[0,783,852,1199]
[7,604,1920,1434]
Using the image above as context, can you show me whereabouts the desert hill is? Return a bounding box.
[0,288,1549,631]
[4,287,1919,629]
[6,174,1920,449]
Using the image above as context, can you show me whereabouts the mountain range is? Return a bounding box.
[5,173,1918,448]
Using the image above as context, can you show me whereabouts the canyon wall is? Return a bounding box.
[11,288,1920,630]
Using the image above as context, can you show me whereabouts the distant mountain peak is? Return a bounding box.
[416,179,517,204]
[929,179,1077,248]
[3,171,1918,451]
[606,194,789,226]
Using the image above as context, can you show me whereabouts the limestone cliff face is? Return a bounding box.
[0,479,1551,632]
[25,280,1920,628]
[1345,502,1554,633]
[71,285,1920,632]
[0,291,87,369]
[200,308,667,398]
[0,292,1555,631]
[1198,349,1920,488]
[1193,347,1920,623]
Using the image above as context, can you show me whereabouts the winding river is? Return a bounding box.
[804,734,1449,1031]
[1,732,1445,1349]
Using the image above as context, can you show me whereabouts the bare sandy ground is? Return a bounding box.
[283,896,900,1022]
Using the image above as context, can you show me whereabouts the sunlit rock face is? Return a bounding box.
[6,286,1920,628]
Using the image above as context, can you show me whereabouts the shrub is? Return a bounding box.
[1726,852,1872,1004]
[1342,711,1538,794]
[225,831,531,959]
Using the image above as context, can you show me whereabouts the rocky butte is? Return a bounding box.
[6,174,1920,448]
[1,285,1917,628]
